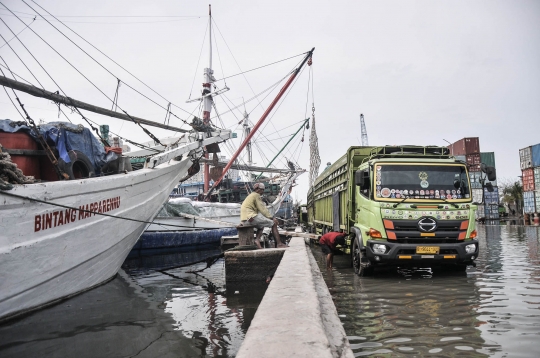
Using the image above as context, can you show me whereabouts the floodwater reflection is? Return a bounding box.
[313,224,540,357]
[0,245,264,358]
[124,246,265,358]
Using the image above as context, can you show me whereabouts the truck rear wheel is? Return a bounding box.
[352,239,374,276]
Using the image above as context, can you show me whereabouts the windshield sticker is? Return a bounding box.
[375,166,470,201]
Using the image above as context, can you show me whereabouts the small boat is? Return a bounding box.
[136,170,304,249]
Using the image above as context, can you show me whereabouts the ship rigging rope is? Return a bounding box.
[250,65,309,168]
[188,21,209,100]
[212,17,305,116]
[0,15,35,49]
[212,61,308,172]
[213,52,307,82]
[0,63,148,140]
[0,15,111,145]
[211,72,291,122]
[23,0,195,125]
[0,190,228,230]
[2,3,169,144]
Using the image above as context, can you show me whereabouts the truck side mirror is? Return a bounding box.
[362,171,371,190]
[486,167,496,181]
[485,182,494,192]
[355,170,363,186]
[481,164,496,181]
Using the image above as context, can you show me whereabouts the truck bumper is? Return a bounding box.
[365,239,479,266]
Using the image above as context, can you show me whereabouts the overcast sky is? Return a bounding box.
[1,0,539,201]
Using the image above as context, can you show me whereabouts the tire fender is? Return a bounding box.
[59,150,95,180]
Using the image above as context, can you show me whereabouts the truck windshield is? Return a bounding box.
[374,164,470,201]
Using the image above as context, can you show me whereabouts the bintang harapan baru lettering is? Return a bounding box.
[34,196,121,232]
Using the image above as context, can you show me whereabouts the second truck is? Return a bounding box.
[307,145,496,275]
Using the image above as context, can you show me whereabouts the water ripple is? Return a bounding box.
[314,224,540,357]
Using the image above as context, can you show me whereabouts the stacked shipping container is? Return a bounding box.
[520,143,540,214]
[448,138,500,219]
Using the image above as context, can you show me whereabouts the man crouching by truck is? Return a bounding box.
[319,231,346,269]
[240,182,286,249]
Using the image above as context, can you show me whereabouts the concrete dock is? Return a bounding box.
[226,237,354,358]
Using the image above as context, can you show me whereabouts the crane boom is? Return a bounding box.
[360,113,369,146]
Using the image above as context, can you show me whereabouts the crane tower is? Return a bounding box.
[360,114,369,146]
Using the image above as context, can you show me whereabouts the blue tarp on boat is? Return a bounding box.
[0,119,113,174]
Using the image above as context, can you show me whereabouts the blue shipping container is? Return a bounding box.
[484,204,500,219]
[532,143,540,168]
[469,171,497,189]
[483,187,499,205]
[523,191,536,214]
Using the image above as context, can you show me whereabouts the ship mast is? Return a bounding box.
[202,5,213,193]
[243,111,253,166]
[204,47,315,199]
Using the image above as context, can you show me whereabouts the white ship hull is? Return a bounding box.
[0,130,230,321]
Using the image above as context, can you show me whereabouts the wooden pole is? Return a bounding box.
[0,75,188,133]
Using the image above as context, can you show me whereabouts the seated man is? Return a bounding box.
[319,231,346,269]
[240,182,286,249]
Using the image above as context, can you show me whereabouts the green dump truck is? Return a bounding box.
[307,145,496,275]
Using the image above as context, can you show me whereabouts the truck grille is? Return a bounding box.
[392,220,462,232]
[385,219,467,241]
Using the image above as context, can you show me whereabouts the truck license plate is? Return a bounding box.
[416,246,440,254]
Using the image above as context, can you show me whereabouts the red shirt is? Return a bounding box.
[319,232,344,248]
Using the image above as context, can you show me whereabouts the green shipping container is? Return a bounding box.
[480,152,496,168]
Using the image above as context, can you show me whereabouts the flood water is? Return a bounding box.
[0,245,264,358]
[312,224,540,357]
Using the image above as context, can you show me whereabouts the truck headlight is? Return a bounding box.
[465,243,477,254]
[373,243,387,254]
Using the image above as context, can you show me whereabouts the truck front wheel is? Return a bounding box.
[352,240,374,276]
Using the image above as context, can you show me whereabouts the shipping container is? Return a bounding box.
[466,153,481,172]
[484,204,500,219]
[475,205,484,219]
[523,191,536,214]
[475,204,500,219]
[448,137,480,156]
[534,167,540,189]
[483,187,499,205]
[536,191,540,213]
[532,144,540,168]
[469,171,497,189]
[469,172,482,189]
[519,146,533,170]
[522,168,535,191]
[472,188,483,204]
[480,152,496,168]
[484,205,499,220]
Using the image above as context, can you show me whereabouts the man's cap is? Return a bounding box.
[254,182,265,190]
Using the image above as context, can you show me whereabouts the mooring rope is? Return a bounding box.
[0,189,228,230]
[0,144,35,190]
